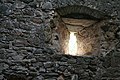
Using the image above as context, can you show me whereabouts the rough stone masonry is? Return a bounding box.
[0,0,120,80]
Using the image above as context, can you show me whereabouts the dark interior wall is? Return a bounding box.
[0,0,120,80]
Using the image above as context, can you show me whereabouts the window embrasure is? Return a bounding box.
[51,5,113,56]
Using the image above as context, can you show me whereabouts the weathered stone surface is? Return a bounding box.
[67,59,76,64]
[32,62,43,68]
[0,0,120,80]
[33,75,44,80]
[57,75,64,80]
[39,67,46,72]
[0,63,9,73]
[0,75,4,80]
[0,4,8,14]
[15,1,26,9]
[20,0,34,3]
[42,2,53,10]
[12,55,24,60]
[71,74,78,80]
[115,28,120,39]
[44,62,54,68]
[34,49,42,54]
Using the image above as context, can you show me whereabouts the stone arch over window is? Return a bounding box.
[50,5,116,56]
[55,5,110,19]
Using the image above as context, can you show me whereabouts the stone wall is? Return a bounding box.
[0,0,120,80]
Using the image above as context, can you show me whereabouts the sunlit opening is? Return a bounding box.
[68,32,77,55]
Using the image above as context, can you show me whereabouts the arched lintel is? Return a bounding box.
[55,5,111,20]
